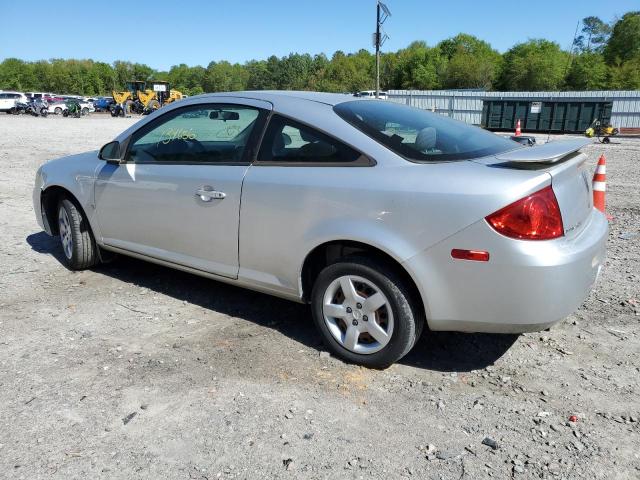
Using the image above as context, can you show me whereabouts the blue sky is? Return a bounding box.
[1,0,637,70]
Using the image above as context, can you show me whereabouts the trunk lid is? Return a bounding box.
[473,139,595,239]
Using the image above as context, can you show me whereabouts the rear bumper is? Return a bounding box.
[403,209,608,333]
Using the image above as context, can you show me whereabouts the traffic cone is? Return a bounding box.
[515,119,521,136]
[592,154,609,218]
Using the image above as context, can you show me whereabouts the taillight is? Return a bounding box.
[486,185,563,240]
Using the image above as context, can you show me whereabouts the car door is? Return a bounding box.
[239,114,373,295]
[0,93,12,110]
[94,99,270,278]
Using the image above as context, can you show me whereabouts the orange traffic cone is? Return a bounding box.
[515,119,521,136]
[592,154,609,218]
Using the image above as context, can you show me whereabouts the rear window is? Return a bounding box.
[334,100,518,162]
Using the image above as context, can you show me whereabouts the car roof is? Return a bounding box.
[191,90,359,107]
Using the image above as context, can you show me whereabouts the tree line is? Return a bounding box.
[1,12,638,96]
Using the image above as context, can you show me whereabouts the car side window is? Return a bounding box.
[258,115,363,164]
[126,104,262,164]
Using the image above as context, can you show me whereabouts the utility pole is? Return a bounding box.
[374,1,390,98]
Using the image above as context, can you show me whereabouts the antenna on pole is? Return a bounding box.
[374,1,391,99]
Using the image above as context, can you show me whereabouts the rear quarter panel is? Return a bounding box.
[238,160,551,299]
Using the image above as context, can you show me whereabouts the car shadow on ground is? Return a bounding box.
[27,231,518,372]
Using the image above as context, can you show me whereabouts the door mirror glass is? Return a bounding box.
[99,141,121,163]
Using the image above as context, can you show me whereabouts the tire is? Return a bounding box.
[40,108,48,117]
[81,107,89,116]
[57,198,98,270]
[63,110,69,117]
[54,107,62,115]
[147,99,160,111]
[311,257,424,368]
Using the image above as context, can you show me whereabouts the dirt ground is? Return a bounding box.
[0,113,638,480]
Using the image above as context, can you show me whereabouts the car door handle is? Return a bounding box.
[195,186,226,202]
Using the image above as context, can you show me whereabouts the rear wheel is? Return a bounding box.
[57,198,98,270]
[81,107,89,116]
[311,257,423,368]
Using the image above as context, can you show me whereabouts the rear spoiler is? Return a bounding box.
[495,138,593,164]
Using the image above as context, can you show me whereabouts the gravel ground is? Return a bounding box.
[0,114,638,480]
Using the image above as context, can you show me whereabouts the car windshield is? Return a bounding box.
[334,100,518,162]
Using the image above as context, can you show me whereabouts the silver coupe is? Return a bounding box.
[33,91,608,367]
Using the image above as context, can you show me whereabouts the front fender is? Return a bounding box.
[35,151,103,238]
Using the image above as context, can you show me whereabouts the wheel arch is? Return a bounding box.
[40,185,90,236]
[299,239,427,322]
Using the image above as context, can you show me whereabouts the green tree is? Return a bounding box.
[604,11,640,64]
[499,39,569,90]
[393,41,444,90]
[437,34,501,89]
[204,61,247,92]
[573,16,611,53]
[608,56,640,89]
[0,58,36,90]
[564,53,609,90]
[319,49,374,92]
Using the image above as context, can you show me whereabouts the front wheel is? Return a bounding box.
[81,107,89,116]
[311,257,424,368]
[54,107,62,115]
[57,198,98,270]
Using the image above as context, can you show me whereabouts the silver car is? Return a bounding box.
[33,91,608,367]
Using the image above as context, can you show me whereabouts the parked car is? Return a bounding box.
[48,98,95,115]
[33,92,607,367]
[25,92,55,101]
[0,91,29,113]
[93,96,115,112]
[355,90,388,100]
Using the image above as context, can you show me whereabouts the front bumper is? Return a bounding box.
[403,209,608,333]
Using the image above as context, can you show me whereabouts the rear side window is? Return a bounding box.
[258,115,363,164]
[334,100,518,162]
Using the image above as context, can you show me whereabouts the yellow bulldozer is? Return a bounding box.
[112,80,183,115]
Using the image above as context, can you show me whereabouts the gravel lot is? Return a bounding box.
[0,114,638,479]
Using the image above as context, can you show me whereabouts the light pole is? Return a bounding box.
[374,1,391,99]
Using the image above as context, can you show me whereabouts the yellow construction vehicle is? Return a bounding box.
[585,119,619,144]
[112,80,183,114]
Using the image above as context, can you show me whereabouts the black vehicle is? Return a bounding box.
[26,99,49,117]
[11,102,29,115]
[111,99,150,117]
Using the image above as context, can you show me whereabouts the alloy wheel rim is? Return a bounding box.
[58,207,73,260]
[322,275,394,354]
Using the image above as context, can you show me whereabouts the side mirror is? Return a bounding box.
[99,141,121,164]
